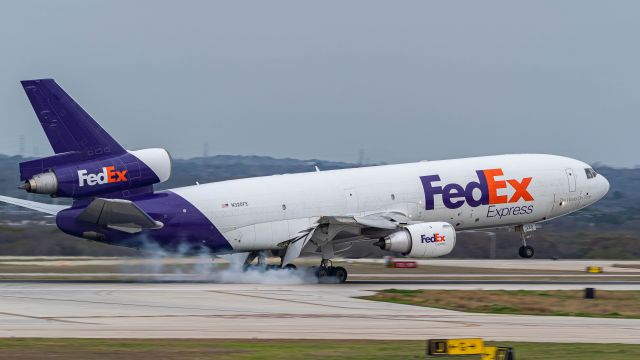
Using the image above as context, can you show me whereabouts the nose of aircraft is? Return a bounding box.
[596,174,610,200]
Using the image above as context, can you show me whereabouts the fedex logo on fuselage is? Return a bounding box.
[421,233,446,243]
[78,166,128,187]
[420,168,533,210]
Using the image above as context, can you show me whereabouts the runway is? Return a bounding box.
[1,281,639,343]
[1,258,639,343]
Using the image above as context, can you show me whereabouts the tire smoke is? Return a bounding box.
[122,239,320,284]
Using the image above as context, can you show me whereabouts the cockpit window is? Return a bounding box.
[585,168,597,179]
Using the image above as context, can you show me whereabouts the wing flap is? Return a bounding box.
[282,227,317,266]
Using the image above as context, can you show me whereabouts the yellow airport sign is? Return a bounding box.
[428,338,484,355]
[482,346,515,360]
[428,339,448,355]
[447,338,484,355]
[482,346,497,360]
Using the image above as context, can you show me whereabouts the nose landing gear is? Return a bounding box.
[516,224,536,259]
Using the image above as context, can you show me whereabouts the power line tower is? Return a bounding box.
[203,142,210,158]
[357,148,365,166]
[18,135,25,156]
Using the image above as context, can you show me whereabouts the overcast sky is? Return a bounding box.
[1,1,638,167]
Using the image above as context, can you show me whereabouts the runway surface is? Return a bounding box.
[1,281,639,343]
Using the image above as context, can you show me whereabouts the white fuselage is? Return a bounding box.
[169,154,609,251]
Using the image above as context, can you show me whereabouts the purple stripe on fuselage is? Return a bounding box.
[56,191,232,253]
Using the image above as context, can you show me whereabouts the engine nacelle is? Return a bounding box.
[376,222,456,258]
[20,148,171,198]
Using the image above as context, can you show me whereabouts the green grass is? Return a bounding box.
[380,288,423,295]
[362,289,640,319]
[0,339,638,360]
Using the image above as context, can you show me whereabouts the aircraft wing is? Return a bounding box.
[0,195,68,215]
[319,211,412,230]
[281,211,410,265]
[77,198,164,234]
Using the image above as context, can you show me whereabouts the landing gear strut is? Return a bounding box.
[517,224,536,259]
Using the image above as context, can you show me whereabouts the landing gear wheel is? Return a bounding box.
[518,245,535,258]
[283,264,297,270]
[332,266,348,283]
[316,267,330,279]
[315,266,348,283]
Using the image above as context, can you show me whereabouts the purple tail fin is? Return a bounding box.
[21,79,125,158]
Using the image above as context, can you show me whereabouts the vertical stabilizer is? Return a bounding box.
[21,79,125,158]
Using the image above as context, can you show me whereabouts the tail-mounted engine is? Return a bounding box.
[375,222,456,258]
[19,148,171,198]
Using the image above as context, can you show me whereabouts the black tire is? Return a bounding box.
[284,264,297,270]
[523,245,535,258]
[519,245,535,258]
[332,266,348,283]
[316,267,330,278]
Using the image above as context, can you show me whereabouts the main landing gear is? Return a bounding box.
[517,224,536,259]
[313,259,348,284]
[242,251,297,271]
[241,251,348,283]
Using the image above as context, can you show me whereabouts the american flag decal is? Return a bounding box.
[221,203,229,208]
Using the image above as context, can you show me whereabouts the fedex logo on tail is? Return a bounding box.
[420,169,533,210]
[78,166,128,187]
[421,233,446,243]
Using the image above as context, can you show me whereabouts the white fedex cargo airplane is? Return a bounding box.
[0,79,610,282]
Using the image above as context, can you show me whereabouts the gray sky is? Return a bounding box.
[1,1,638,167]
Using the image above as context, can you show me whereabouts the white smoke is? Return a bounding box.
[124,238,320,284]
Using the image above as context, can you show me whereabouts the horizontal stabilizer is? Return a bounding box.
[77,198,163,234]
[0,195,68,215]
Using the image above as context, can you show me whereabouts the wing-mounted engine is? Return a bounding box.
[375,222,456,257]
[19,148,171,198]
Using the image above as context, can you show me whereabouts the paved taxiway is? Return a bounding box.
[1,281,639,343]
